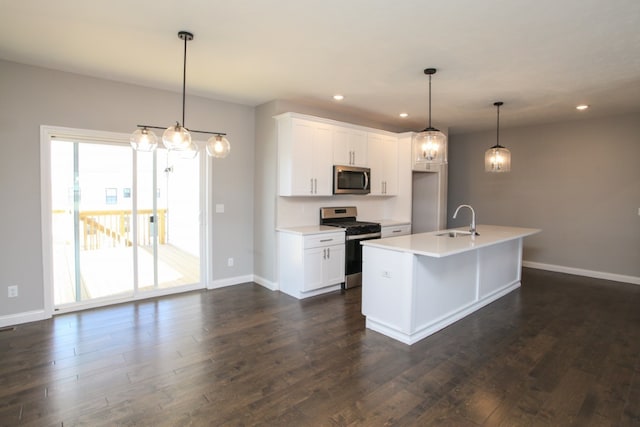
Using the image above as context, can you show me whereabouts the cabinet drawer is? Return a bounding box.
[381,224,411,238]
[304,232,344,249]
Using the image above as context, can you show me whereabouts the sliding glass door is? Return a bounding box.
[48,131,203,310]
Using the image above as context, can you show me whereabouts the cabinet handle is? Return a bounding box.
[392,229,401,233]
[310,178,314,194]
[320,238,333,242]
[327,247,330,258]
[314,178,317,194]
[323,248,326,259]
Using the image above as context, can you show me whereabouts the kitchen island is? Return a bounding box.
[361,225,540,344]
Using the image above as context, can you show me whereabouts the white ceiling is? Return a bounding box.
[1,0,639,134]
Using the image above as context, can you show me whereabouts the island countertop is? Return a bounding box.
[362,224,540,258]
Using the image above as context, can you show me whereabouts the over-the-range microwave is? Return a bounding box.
[333,165,370,195]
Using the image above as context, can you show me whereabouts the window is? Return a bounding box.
[105,187,117,205]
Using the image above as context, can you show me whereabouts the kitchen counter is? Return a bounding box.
[276,225,344,235]
[361,224,540,345]
[362,224,539,257]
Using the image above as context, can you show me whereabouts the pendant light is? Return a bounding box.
[485,101,511,172]
[130,31,231,158]
[414,68,447,165]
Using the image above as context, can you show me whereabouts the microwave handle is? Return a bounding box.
[363,171,369,190]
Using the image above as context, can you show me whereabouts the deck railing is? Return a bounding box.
[53,209,166,250]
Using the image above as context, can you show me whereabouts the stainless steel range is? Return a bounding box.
[320,206,381,289]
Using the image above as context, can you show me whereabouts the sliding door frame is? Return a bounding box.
[40,125,210,316]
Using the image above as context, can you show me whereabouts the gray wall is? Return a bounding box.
[448,112,640,278]
[0,59,255,319]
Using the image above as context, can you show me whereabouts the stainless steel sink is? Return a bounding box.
[435,230,473,238]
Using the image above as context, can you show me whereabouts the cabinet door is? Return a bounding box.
[303,246,325,291]
[289,120,315,195]
[312,126,333,195]
[381,136,398,195]
[323,244,345,286]
[333,128,367,166]
[279,118,333,196]
[368,134,398,196]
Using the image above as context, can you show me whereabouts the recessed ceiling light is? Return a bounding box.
[399,113,409,118]
[576,104,589,110]
[333,94,344,101]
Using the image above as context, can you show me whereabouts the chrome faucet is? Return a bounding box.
[453,204,478,235]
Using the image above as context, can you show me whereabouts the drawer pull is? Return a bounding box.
[319,238,333,242]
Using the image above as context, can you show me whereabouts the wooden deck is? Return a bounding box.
[53,243,200,306]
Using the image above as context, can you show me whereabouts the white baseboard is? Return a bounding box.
[252,275,278,291]
[0,310,50,328]
[523,261,640,286]
[208,274,255,290]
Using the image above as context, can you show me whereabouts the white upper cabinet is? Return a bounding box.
[367,133,398,196]
[277,114,333,196]
[333,127,368,166]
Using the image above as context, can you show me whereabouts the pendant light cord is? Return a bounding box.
[182,33,188,128]
[496,103,500,147]
[428,74,432,129]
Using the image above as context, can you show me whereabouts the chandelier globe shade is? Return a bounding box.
[130,127,158,152]
[206,135,231,158]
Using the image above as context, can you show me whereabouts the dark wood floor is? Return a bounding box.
[1,268,639,426]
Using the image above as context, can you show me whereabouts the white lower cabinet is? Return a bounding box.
[278,231,345,299]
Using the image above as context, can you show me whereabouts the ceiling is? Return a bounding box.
[1,0,639,134]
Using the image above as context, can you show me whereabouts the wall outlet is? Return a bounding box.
[381,270,391,278]
[227,257,234,267]
[8,285,18,298]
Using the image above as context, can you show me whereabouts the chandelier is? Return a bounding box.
[130,31,231,158]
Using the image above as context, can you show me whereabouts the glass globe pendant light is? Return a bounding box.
[485,101,511,172]
[129,126,158,151]
[206,134,231,158]
[414,68,447,165]
[130,31,230,157]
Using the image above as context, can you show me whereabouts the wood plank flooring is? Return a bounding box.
[1,268,639,426]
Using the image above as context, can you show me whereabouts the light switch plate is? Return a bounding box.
[215,204,225,213]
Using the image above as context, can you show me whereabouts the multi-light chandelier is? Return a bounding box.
[414,68,447,165]
[130,31,231,158]
[484,101,511,172]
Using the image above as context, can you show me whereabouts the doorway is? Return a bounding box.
[43,127,205,312]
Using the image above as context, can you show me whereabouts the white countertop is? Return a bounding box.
[276,225,345,236]
[362,224,540,258]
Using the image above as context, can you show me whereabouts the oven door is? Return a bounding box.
[344,232,381,289]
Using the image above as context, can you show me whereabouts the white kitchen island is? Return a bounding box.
[361,225,540,345]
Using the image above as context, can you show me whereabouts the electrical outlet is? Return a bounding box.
[227,257,234,267]
[381,270,391,278]
[8,285,18,298]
